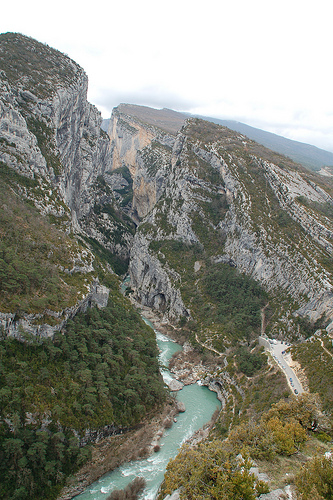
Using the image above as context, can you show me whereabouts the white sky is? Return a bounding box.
[1,0,333,151]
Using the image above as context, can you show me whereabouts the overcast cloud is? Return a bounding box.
[1,0,332,151]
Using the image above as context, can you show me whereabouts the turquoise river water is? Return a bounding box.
[75,318,221,500]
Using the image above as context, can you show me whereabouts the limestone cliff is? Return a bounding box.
[2,33,333,342]
[0,33,133,334]
[110,112,333,337]
[0,34,126,237]
[107,105,191,318]
[108,104,180,220]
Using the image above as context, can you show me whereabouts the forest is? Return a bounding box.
[0,279,166,499]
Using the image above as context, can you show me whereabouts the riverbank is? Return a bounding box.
[137,305,186,343]
[57,398,180,499]
[57,306,188,499]
[57,304,221,499]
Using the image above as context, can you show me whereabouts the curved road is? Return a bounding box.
[268,340,304,395]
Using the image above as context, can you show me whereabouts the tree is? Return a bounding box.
[160,441,269,500]
[295,454,333,499]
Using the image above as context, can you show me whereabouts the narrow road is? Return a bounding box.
[269,340,304,395]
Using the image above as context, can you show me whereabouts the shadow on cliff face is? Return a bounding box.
[152,293,167,312]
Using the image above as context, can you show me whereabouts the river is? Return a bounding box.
[74,318,221,500]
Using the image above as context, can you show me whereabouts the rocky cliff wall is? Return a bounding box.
[124,119,333,334]
[0,282,109,339]
[0,36,117,335]
[108,106,176,220]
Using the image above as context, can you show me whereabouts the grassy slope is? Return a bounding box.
[0,162,93,320]
[0,32,81,97]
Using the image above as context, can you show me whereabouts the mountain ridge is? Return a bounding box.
[102,104,333,172]
[1,33,333,500]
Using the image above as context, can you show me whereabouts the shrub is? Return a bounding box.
[107,477,146,500]
[294,455,333,500]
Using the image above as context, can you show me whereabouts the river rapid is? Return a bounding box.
[74,317,221,500]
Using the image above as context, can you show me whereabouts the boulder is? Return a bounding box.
[176,401,186,413]
[167,379,184,392]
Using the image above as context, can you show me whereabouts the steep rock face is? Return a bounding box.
[0,282,109,339]
[124,117,333,335]
[0,84,49,178]
[53,80,114,223]
[109,106,155,175]
[129,232,189,320]
[107,107,193,318]
[194,145,333,305]
[0,34,130,333]
[0,34,113,228]
[108,104,177,220]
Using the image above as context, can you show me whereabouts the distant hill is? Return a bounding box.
[102,103,186,135]
[196,115,333,172]
[102,104,333,172]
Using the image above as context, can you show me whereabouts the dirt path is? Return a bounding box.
[195,331,225,357]
[318,337,333,359]
[261,303,270,335]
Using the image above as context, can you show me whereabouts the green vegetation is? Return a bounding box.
[79,175,136,275]
[1,52,333,500]
[0,156,70,229]
[26,116,62,176]
[201,264,267,342]
[109,166,134,208]
[201,192,229,225]
[0,161,38,189]
[235,346,266,377]
[141,141,172,177]
[227,364,290,428]
[83,236,129,276]
[185,118,238,145]
[0,33,79,98]
[116,118,138,135]
[0,280,166,499]
[93,200,135,240]
[292,334,333,414]
[294,454,333,500]
[159,394,331,500]
[153,198,175,236]
[148,231,268,349]
[0,170,92,316]
[227,396,313,461]
[296,195,333,221]
[92,176,136,235]
[159,440,269,500]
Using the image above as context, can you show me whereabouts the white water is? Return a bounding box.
[75,318,220,500]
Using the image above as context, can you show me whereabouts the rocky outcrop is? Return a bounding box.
[163,490,181,500]
[108,105,176,220]
[0,281,109,339]
[167,379,184,391]
[124,117,333,334]
[129,232,189,320]
[78,422,126,447]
